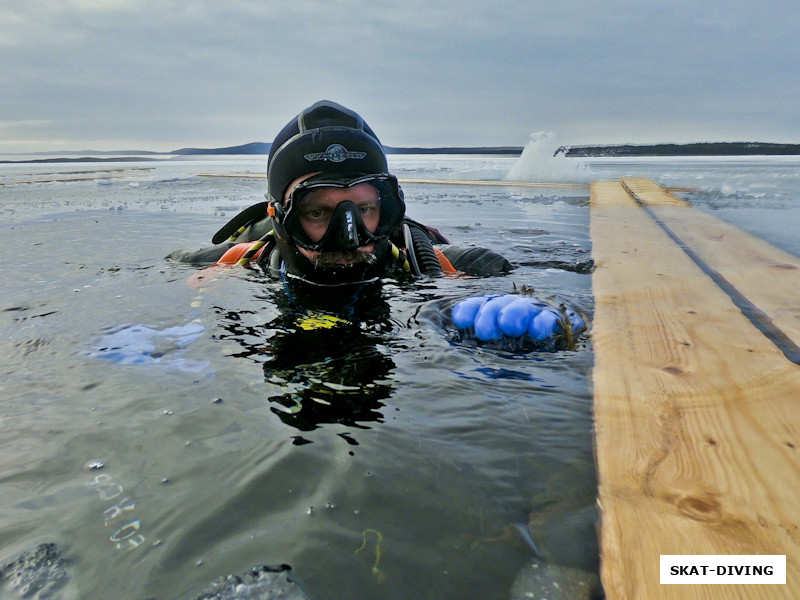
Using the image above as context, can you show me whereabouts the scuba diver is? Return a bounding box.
[168,100,584,348]
[169,99,511,283]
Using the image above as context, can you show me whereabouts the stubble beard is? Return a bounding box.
[311,248,377,268]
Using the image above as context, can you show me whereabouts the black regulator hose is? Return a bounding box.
[408,224,444,277]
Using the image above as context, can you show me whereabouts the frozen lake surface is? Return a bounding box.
[0,152,797,599]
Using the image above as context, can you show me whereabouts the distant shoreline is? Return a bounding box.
[556,142,800,157]
[3,141,800,164]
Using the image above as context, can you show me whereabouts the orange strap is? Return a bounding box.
[434,247,459,275]
[216,242,265,265]
[220,242,454,274]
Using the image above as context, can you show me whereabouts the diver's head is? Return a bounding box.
[266,101,405,285]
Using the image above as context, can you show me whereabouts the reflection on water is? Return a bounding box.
[213,280,398,439]
[187,267,600,599]
[0,156,617,600]
[1,154,797,599]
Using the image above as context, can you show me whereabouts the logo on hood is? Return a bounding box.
[304,144,367,163]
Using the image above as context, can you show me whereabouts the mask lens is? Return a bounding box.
[283,174,404,252]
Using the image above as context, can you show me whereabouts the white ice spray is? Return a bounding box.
[505,132,592,183]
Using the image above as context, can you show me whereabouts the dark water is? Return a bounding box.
[5,153,795,599]
[1,163,596,599]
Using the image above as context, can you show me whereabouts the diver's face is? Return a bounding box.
[296,183,381,243]
[285,179,381,265]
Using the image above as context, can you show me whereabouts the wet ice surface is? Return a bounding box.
[0,544,72,600]
[0,154,796,599]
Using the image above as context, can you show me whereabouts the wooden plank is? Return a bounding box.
[195,173,591,188]
[620,177,800,353]
[196,172,268,179]
[196,173,696,193]
[591,180,800,599]
[397,177,590,189]
[3,175,121,184]
[621,177,691,206]
[2,168,154,185]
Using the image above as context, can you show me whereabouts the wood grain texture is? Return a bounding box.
[591,180,800,599]
[621,177,800,351]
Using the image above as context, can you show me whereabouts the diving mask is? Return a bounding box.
[272,173,405,253]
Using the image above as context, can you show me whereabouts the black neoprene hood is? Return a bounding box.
[267,100,389,204]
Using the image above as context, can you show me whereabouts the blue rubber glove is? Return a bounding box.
[452,294,585,343]
[528,308,560,341]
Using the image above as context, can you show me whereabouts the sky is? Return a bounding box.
[2,0,799,153]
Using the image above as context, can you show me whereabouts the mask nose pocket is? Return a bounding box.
[317,201,374,252]
[335,205,360,250]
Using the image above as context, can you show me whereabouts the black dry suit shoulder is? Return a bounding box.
[165,244,234,266]
[212,202,271,244]
[438,245,513,277]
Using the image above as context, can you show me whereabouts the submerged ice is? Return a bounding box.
[88,321,210,373]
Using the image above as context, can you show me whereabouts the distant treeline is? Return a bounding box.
[172,142,270,155]
[0,156,160,164]
[5,141,800,164]
[170,143,524,156]
[556,142,800,157]
[384,146,523,155]
[168,141,800,157]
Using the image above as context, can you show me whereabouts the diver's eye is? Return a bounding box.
[300,206,332,223]
[358,201,379,215]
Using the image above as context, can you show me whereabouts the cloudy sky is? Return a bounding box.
[2,0,798,153]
